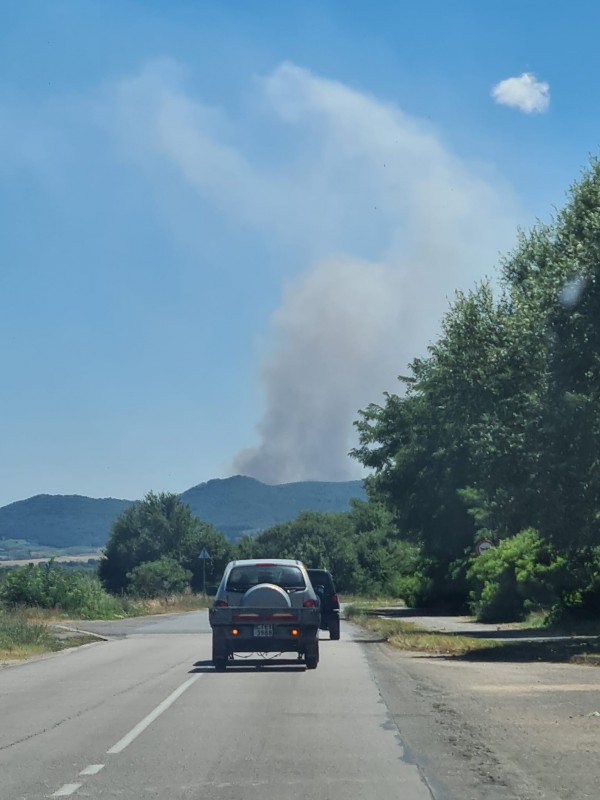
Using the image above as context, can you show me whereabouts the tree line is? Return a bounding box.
[351,159,600,621]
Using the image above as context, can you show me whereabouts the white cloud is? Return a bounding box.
[492,72,550,113]
[107,60,519,482]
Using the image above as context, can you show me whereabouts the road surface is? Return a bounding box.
[1,614,432,800]
[2,612,599,799]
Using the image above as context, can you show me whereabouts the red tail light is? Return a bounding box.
[303,599,316,607]
[331,594,339,607]
[214,600,228,608]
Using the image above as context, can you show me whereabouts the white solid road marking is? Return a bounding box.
[51,785,82,797]
[79,764,105,776]
[107,675,201,754]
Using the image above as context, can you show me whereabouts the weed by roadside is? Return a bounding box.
[0,608,62,661]
[0,609,98,662]
[344,604,496,656]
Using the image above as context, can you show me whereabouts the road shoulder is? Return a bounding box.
[358,626,600,800]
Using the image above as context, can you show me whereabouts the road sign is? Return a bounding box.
[475,539,494,555]
[198,547,211,596]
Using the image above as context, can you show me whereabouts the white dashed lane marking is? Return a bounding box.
[51,784,82,797]
[48,674,202,796]
[79,764,105,776]
[107,674,201,754]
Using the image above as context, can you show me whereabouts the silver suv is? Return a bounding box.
[209,559,321,670]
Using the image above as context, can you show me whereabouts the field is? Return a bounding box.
[0,552,102,567]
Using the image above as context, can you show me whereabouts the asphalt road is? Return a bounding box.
[1,614,434,800]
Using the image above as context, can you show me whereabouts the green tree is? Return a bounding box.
[352,159,600,613]
[127,557,192,598]
[98,491,232,594]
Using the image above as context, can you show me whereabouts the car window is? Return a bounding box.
[226,565,306,591]
[307,570,335,593]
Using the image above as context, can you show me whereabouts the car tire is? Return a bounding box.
[212,635,228,671]
[329,619,340,640]
[305,638,319,670]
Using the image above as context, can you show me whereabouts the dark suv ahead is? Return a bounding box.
[307,568,340,640]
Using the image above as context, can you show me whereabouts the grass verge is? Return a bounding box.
[0,609,97,661]
[0,593,211,662]
[345,604,600,665]
[344,604,498,656]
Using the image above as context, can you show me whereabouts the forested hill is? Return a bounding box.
[0,495,131,551]
[180,476,366,539]
[0,477,366,549]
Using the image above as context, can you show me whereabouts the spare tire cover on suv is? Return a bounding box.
[241,583,291,608]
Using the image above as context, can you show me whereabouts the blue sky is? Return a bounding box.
[1,0,599,507]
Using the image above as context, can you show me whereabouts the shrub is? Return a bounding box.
[0,560,132,619]
[467,529,565,622]
[127,557,192,598]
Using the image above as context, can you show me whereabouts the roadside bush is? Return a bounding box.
[0,560,133,619]
[467,529,565,622]
[391,570,434,609]
[127,557,192,598]
[546,546,600,624]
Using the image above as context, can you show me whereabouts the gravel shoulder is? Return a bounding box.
[359,622,600,800]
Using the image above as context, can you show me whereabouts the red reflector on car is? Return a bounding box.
[303,599,316,607]
[233,613,260,621]
[269,612,294,620]
[214,600,228,608]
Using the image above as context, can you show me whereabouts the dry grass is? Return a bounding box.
[345,606,496,656]
[339,594,404,607]
[0,633,99,662]
[134,594,212,615]
[17,593,211,621]
[345,605,600,665]
[0,609,60,661]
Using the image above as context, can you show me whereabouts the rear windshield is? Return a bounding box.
[226,564,306,592]
[307,570,335,592]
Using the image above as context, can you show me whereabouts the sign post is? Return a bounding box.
[198,547,211,597]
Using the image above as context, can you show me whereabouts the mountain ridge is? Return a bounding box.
[0,476,367,550]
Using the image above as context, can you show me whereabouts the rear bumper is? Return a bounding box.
[210,605,320,654]
[212,623,318,654]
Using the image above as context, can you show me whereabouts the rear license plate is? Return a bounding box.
[254,624,273,637]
